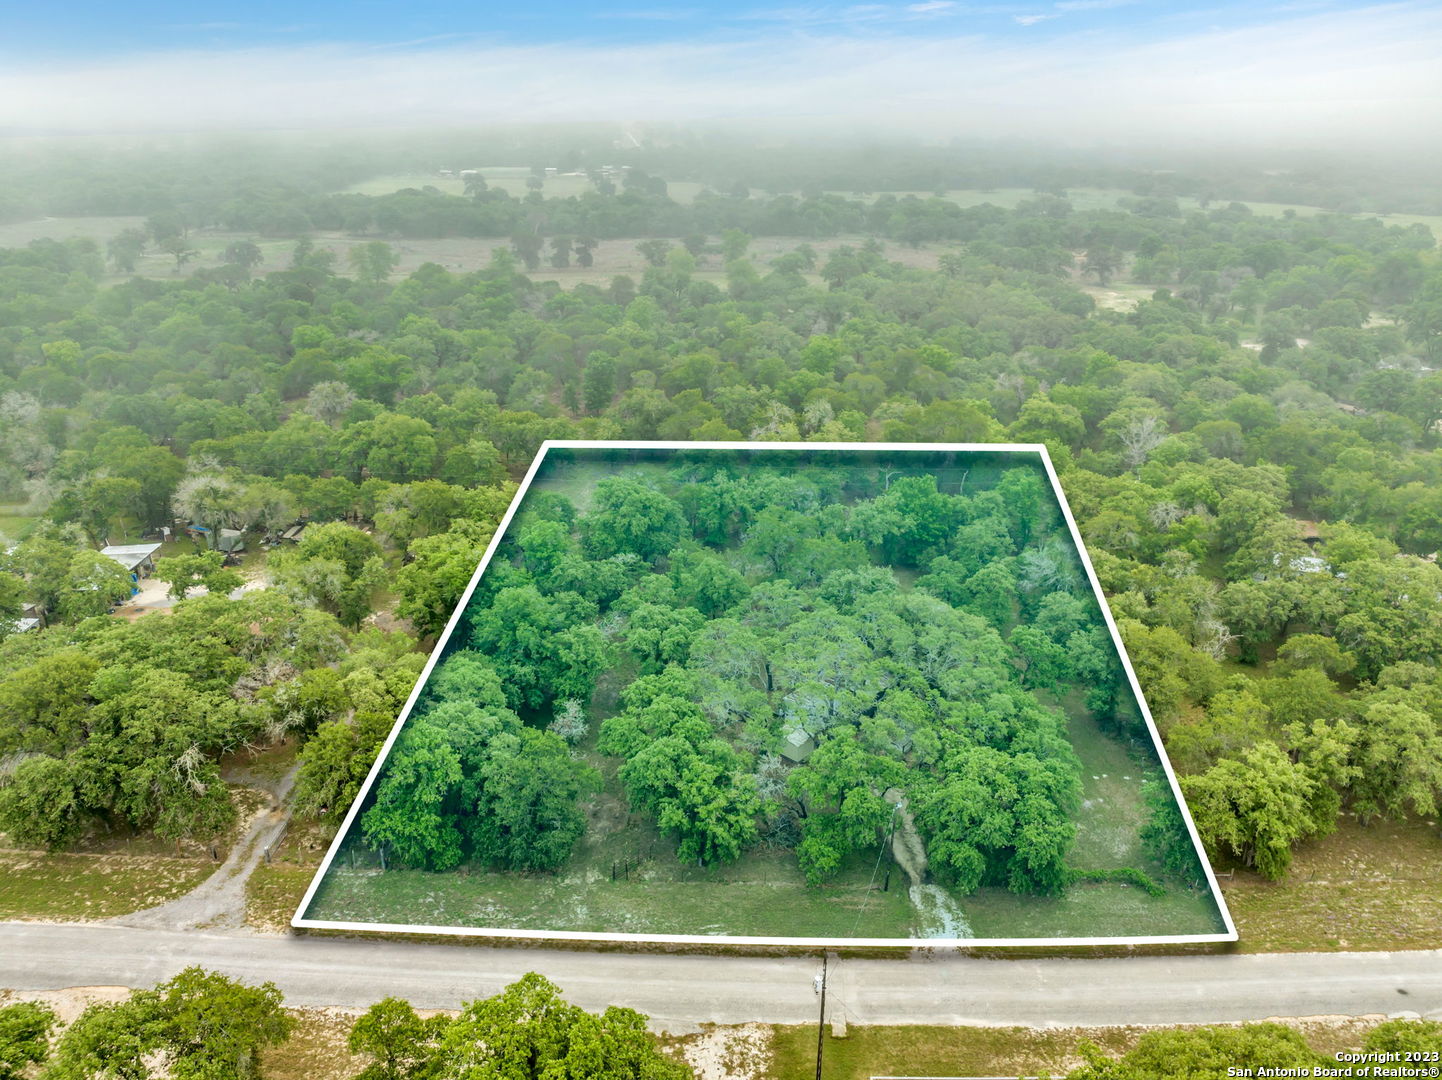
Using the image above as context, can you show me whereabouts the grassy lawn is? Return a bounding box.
[305,843,920,938]
[1220,813,1442,952]
[0,504,37,541]
[261,1009,370,1080]
[247,865,319,933]
[770,1022,1139,1080]
[0,851,215,920]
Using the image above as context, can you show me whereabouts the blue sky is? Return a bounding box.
[0,1,1383,55]
[2,2,1439,141]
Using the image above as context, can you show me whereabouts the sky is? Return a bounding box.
[1,1,1440,144]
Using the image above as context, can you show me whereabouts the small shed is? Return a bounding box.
[99,543,162,577]
[279,524,307,544]
[218,528,245,554]
[14,618,39,634]
[779,728,816,764]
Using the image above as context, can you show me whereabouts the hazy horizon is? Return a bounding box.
[3,1,1440,151]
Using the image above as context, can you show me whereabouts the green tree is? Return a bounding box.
[0,650,100,754]
[0,755,88,850]
[1181,742,1316,880]
[1082,247,1122,287]
[1350,701,1442,823]
[472,727,598,871]
[396,520,495,637]
[106,228,147,273]
[221,240,264,275]
[269,521,387,629]
[293,710,394,820]
[46,967,292,1080]
[433,973,691,1080]
[362,720,466,870]
[349,241,400,285]
[1139,779,1204,885]
[157,234,199,272]
[0,572,22,636]
[468,585,611,711]
[581,477,686,563]
[1067,1023,1324,1079]
[171,474,242,549]
[348,997,448,1080]
[0,1000,54,1079]
[56,549,134,622]
[154,550,244,600]
[1364,1018,1442,1055]
[619,715,761,866]
[56,474,143,545]
[635,239,672,267]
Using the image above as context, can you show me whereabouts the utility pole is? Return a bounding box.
[882,798,900,892]
[814,953,828,1080]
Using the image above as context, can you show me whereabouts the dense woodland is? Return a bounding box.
[2,137,1442,892]
[359,458,1154,898]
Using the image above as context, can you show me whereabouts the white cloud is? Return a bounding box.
[1014,13,1061,24]
[1054,0,1138,11]
[906,1,958,13]
[0,3,1438,148]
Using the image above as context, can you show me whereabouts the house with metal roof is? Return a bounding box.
[99,543,163,575]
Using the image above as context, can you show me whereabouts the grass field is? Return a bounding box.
[0,851,215,921]
[0,504,37,541]
[339,170,710,204]
[262,1009,371,1080]
[248,865,319,933]
[305,813,921,938]
[1,182,1431,294]
[1219,813,1442,952]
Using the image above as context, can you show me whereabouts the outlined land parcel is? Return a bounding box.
[296,442,1234,947]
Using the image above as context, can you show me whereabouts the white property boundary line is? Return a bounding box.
[292,441,1238,948]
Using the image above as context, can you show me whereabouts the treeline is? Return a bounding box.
[361,462,1172,897]
[0,968,691,1080]
[6,131,1442,227]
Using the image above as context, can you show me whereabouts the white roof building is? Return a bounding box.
[99,543,163,573]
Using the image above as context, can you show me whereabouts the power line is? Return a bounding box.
[849,801,900,938]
